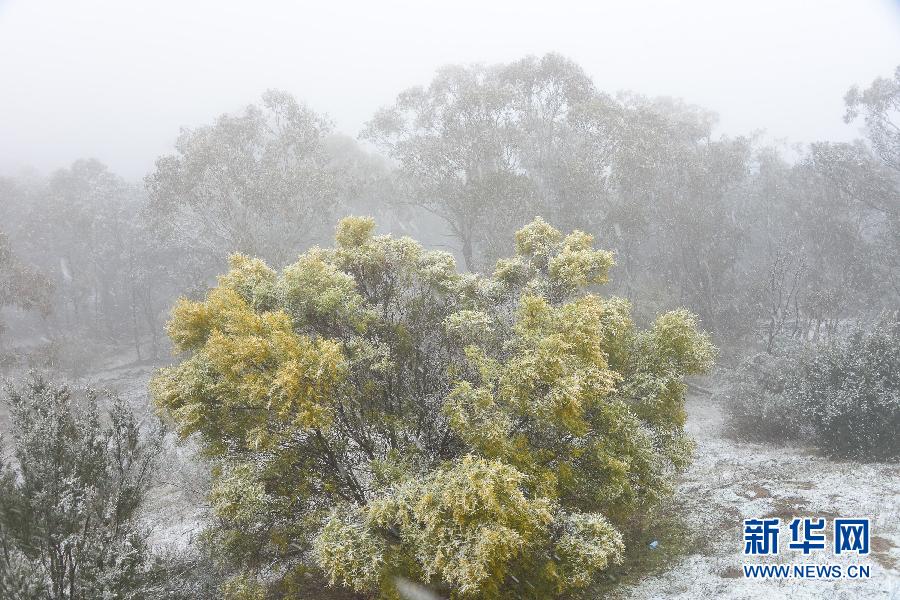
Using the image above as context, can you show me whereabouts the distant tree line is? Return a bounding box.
[0,56,897,368]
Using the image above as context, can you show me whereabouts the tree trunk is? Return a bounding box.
[461,233,475,272]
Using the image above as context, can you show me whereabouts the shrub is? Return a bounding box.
[724,319,900,460]
[722,350,807,444]
[0,375,162,599]
[152,216,715,599]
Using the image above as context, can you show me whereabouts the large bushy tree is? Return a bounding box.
[19,160,138,329]
[152,217,714,599]
[742,142,892,347]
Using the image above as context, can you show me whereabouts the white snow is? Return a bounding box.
[613,392,900,599]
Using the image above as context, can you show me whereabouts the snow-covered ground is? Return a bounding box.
[615,393,900,599]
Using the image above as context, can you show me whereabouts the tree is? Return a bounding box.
[0,376,161,598]
[1,159,178,367]
[152,216,714,599]
[740,141,896,347]
[363,54,610,271]
[9,160,135,331]
[845,65,900,173]
[146,90,342,273]
[0,232,51,345]
[845,67,900,298]
[604,94,753,337]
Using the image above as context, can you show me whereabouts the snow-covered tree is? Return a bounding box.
[146,90,342,272]
[0,376,161,598]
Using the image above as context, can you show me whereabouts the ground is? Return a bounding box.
[6,356,898,599]
[613,388,900,599]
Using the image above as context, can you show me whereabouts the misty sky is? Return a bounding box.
[1,0,899,180]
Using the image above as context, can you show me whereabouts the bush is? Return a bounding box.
[0,375,162,599]
[152,216,715,599]
[722,349,809,444]
[724,319,900,460]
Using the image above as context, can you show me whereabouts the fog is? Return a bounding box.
[1,0,899,178]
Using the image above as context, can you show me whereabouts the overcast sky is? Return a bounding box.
[1,0,899,180]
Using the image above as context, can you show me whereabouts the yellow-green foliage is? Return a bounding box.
[152,216,715,599]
